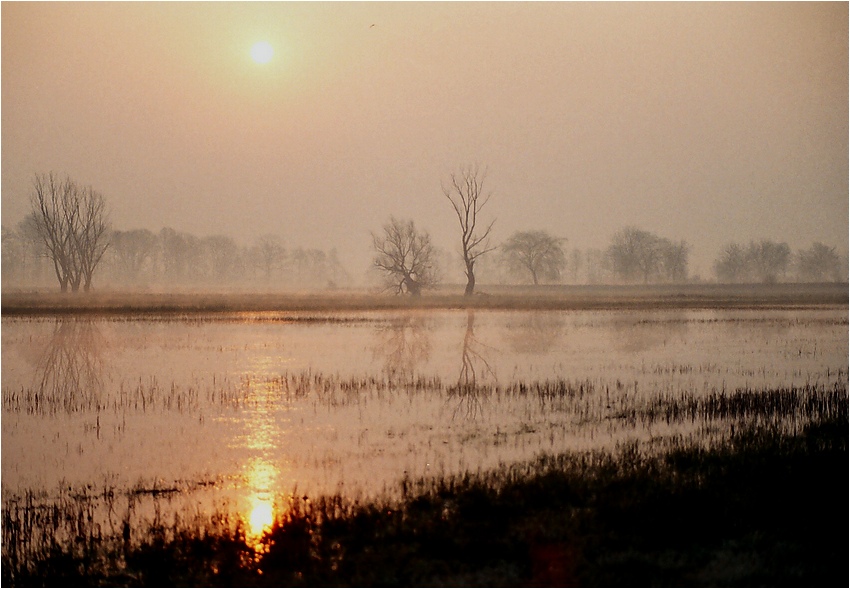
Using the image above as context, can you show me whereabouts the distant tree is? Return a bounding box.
[158,227,202,284]
[1,225,25,282]
[713,239,791,283]
[28,172,111,292]
[607,227,660,283]
[714,243,749,283]
[372,217,438,296]
[201,235,242,281]
[109,229,157,283]
[500,230,567,285]
[324,248,352,288]
[568,248,583,283]
[584,248,609,284]
[796,242,842,282]
[606,227,690,284]
[442,166,496,296]
[746,240,791,283]
[657,239,690,283]
[12,215,53,285]
[252,234,286,282]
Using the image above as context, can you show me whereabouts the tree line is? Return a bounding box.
[4,174,349,290]
[5,171,847,293]
[370,166,845,293]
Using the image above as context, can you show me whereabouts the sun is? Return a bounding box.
[250,41,274,64]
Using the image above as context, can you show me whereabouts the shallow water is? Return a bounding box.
[2,307,847,539]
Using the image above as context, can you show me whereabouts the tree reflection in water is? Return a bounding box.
[608,313,689,353]
[449,310,497,420]
[371,313,431,384]
[502,312,566,354]
[31,318,106,415]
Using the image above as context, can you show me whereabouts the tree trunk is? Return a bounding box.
[464,261,475,296]
[404,276,422,297]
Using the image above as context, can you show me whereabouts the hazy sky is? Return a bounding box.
[2,2,847,280]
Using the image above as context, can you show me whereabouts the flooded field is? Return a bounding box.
[2,305,847,552]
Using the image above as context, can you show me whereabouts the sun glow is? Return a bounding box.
[250,41,274,64]
[244,457,279,545]
[249,494,275,537]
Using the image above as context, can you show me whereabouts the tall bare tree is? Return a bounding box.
[372,217,438,297]
[442,166,496,296]
[29,173,111,292]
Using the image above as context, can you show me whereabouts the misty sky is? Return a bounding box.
[2,2,847,281]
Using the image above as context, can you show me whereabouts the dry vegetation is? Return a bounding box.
[4,396,846,586]
[2,283,846,316]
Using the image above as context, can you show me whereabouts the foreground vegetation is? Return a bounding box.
[4,389,846,587]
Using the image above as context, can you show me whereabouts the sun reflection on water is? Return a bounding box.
[248,493,275,539]
[239,375,284,549]
[245,457,278,543]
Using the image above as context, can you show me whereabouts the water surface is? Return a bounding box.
[3,308,846,538]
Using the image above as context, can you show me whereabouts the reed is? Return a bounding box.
[3,390,846,587]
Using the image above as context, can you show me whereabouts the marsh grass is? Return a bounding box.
[3,384,846,587]
[3,283,847,316]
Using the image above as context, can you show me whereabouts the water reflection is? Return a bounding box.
[245,457,277,541]
[608,314,689,353]
[450,311,497,419]
[237,380,282,548]
[371,313,431,383]
[30,319,107,414]
[502,312,566,354]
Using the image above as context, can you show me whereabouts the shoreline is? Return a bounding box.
[2,283,847,316]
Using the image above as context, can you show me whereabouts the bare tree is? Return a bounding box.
[606,227,662,283]
[29,172,111,292]
[500,230,567,285]
[372,217,438,296]
[607,227,690,284]
[75,184,111,291]
[442,166,496,296]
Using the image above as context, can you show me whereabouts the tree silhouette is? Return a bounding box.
[501,230,567,285]
[372,217,438,296]
[442,166,496,296]
[29,173,111,292]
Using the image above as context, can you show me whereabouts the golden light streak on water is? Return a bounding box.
[248,492,275,537]
[240,375,284,549]
[242,456,280,549]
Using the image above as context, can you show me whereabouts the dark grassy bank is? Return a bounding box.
[2,282,847,315]
[4,412,846,587]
